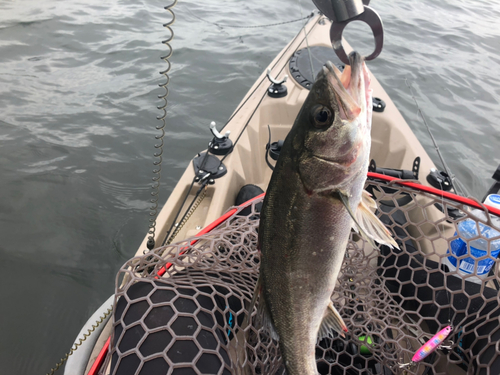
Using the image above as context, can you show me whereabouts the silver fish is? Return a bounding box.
[254,51,397,375]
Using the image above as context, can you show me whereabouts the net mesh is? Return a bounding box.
[106,178,500,375]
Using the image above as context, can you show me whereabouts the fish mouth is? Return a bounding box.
[321,52,367,121]
[324,51,363,91]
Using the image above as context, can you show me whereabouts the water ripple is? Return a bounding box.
[1,0,500,374]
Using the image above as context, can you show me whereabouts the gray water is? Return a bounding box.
[0,0,499,374]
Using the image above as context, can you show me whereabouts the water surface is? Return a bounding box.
[0,0,499,373]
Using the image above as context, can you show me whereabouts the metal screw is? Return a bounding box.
[199,170,204,174]
[209,179,214,183]
[219,166,223,170]
[214,145,219,149]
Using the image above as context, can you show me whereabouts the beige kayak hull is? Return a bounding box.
[136,14,436,256]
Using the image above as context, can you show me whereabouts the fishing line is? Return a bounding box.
[221,11,320,133]
[437,178,454,328]
[220,14,321,158]
[153,2,312,250]
[184,7,313,29]
[405,78,470,198]
[297,0,316,79]
[160,15,322,248]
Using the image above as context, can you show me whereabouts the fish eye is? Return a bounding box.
[311,105,333,128]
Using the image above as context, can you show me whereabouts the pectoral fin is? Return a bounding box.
[338,192,377,248]
[318,302,348,339]
[357,191,399,248]
[339,191,399,249]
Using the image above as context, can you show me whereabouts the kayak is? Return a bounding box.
[63,12,500,375]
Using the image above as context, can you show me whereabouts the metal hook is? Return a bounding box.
[329,5,384,65]
[438,340,454,351]
[398,362,412,369]
[313,0,364,22]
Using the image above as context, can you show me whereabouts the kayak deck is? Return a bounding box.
[136,14,436,256]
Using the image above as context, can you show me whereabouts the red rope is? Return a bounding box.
[87,337,110,375]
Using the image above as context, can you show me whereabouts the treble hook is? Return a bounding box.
[312,0,384,65]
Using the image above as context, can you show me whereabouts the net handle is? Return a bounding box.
[367,172,500,217]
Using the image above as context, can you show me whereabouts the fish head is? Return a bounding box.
[295,51,373,194]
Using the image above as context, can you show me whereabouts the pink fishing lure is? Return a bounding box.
[412,326,453,363]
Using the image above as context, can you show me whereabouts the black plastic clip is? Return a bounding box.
[482,163,500,202]
[265,125,284,170]
[193,152,227,184]
[146,237,155,250]
[372,97,386,112]
[266,69,288,98]
[367,158,420,207]
[427,168,453,191]
[369,157,419,180]
[208,122,233,156]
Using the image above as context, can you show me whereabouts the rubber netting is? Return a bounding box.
[105,178,500,375]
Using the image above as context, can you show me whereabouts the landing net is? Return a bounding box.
[106,177,500,375]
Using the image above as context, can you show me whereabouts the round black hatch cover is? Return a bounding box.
[289,46,344,89]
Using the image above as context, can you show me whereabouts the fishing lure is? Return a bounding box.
[399,325,453,368]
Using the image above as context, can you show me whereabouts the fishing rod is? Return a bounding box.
[405,78,471,198]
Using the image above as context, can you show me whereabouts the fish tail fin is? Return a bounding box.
[246,277,279,341]
[318,302,348,339]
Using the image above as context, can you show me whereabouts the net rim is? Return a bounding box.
[156,192,265,277]
[159,174,500,279]
[91,174,499,375]
[367,172,500,217]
